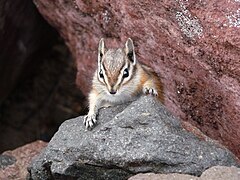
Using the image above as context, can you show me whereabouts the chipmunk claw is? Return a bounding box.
[143,87,158,96]
[84,114,97,129]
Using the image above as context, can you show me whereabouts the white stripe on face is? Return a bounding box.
[98,48,136,94]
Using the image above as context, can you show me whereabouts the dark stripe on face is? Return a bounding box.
[120,62,136,86]
[103,59,125,87]
[102,62,113,85]
[97,68,107,85]
[127,64,137,84]
[102,63,107,72]
[112,60,126,84]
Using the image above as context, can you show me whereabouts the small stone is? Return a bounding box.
[0,155,16,169]
[0,140,47,179]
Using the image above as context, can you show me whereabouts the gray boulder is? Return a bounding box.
[28,96,239,179]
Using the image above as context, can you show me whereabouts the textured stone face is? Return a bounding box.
[0,141,47,179]
[0,155,16,169]
[129,166,240,180]
[28,96,239,179]
[33,0,240,158]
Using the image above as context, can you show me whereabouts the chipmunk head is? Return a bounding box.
[97,38,137,95]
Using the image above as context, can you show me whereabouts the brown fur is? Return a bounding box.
[84,38,164,129]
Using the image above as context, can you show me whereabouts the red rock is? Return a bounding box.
[0,140,47,179]
[33,0,240,158]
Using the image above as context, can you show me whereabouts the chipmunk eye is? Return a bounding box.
[99,70,104,78]
[123,68,129,78]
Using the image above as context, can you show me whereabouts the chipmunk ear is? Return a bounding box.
[125,38,136,65]
[98,38,105,63]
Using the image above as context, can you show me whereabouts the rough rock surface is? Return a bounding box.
[28,96,239,179]
[0,140,47,179]
[129,166,240,180]
[0,155,16,169]
[33,0,240,158]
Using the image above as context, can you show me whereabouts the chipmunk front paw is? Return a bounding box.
[84,113,97,129]
[143,87,158,96]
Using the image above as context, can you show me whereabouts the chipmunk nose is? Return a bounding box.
[109,86,117,94]
[109,90,117,94]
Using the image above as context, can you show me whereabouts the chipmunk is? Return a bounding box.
[84,38,164,129]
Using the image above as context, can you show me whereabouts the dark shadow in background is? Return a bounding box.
[0,0,86,153]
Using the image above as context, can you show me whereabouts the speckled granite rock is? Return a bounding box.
[28,96,239,179]
[129,166,240,180]
[33,0,240,159]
